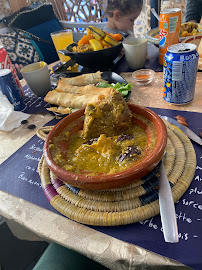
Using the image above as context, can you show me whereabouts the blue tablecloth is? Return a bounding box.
[0,107,201,270]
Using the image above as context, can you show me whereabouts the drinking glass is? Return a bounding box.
[51,30,73,64]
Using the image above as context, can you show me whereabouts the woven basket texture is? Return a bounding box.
[38,120,196,226]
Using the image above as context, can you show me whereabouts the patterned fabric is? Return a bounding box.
[134,0,151,37]
[161,0,186,22]
[0,30,40,66]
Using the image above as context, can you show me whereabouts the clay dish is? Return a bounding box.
[43,104,167,190]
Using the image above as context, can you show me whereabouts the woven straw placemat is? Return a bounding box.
[38,120,196,226]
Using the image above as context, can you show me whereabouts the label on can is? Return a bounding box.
[163,43,199,104]
[0,45,24,97]
[169,16,179,33]
[159,8,181,65]
[0,69,25,111]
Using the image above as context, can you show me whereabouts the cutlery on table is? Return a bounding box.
[158,113,202,242]
[161,116,202,146]
[159,155,179,243]
[151,8,160,21]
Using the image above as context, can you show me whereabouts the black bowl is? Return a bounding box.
[58,42,123,69]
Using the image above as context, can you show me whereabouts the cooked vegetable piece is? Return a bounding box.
[78,33,93,46]
[108,33,123,41]
[89,39,103,51]
[103,35,119,46]
[87,26,106,40]
[74,26,122,52]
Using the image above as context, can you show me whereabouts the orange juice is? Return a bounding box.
[51,30,73,63]
[159,8,181,65]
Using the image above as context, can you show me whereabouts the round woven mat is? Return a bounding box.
[38,120,196,226]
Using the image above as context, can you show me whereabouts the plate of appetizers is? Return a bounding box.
[45,71,132,117]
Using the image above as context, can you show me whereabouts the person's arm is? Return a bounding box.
[185,0,202,23]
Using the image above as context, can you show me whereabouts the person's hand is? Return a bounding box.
[14,63,24,74]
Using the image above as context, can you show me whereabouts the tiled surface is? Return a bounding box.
[0,220,49,270]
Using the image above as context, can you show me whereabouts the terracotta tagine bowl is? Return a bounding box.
[43,104,167,190]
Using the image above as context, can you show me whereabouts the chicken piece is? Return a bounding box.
[82,90,132,139]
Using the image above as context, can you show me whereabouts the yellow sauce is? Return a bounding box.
[49,113,157,175]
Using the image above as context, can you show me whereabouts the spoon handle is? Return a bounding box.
[151,8,160,21]
[159,161,179,243]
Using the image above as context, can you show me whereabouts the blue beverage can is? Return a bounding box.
[0,69,25,111]
[163,43,199,104]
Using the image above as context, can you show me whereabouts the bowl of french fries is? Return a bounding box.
[58,26,123,68]
[145,22,202,46]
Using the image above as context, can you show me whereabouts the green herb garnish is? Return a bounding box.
[96,82,132,97]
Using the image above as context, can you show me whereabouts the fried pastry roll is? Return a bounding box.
[44,91,104,108]
[60,71,106,86]
[46,106,71,114]
[56,82,114,96]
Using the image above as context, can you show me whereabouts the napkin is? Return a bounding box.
[0,92,30,131]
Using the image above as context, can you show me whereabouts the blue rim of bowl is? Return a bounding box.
[145,28,159,45]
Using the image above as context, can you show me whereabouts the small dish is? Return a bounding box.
[145,28,159,46]
[132,69,155,85]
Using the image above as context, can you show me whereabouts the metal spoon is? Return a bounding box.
[151,8,160,21]
[158,155,179,243]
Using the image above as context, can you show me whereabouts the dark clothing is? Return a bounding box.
[150,0,159,28]
[185,0,202,23]
[33,242,109,270]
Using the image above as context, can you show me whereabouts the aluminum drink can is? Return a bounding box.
[0,45,24,97]
[163,43,198,104]
[159,8,181,65]
[0,69,25,111]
